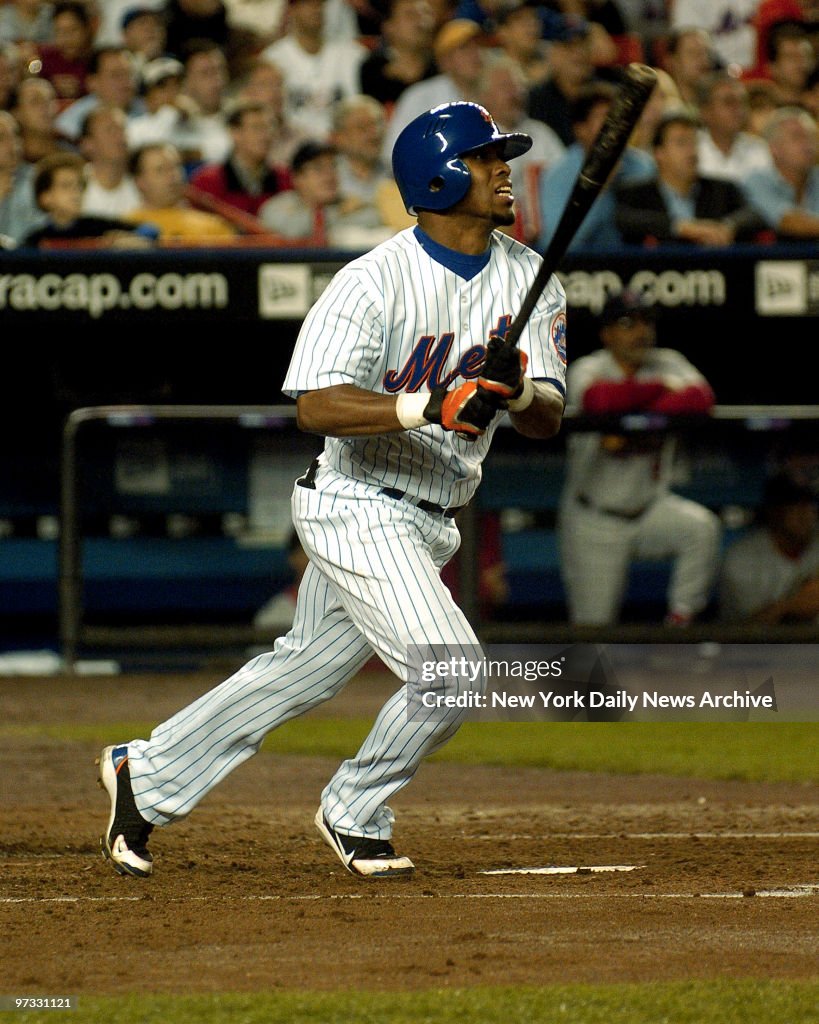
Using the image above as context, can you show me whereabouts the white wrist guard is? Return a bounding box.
[395,392,430,429]
[506,376,535,412]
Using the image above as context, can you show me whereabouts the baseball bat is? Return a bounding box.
[502,62,658,350]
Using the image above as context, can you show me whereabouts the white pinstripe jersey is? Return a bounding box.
[282,226,567,509]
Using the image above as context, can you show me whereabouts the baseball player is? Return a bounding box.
[97,101,567,880]
[557,289,722,627]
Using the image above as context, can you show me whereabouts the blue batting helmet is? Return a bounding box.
[391,101,532,215]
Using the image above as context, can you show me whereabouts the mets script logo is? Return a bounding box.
[383,315,513,392]
[551,312,567,364]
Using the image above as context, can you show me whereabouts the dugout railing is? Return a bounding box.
[58,404,819,669]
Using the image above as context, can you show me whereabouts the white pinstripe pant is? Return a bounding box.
[127,464,482,839]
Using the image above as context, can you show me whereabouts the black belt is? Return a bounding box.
[576,493,651,521]
[379,487,463,518]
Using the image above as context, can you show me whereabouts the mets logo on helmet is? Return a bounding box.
[551,312,567,364]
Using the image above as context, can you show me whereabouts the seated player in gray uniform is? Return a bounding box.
[557,289,722,627]
[719,473,819,624]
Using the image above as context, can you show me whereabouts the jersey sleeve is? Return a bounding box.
[520,273,567,398]
[282,267,385,397]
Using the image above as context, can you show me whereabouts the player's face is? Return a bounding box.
[458,143,515,227]
[601,314,656,368]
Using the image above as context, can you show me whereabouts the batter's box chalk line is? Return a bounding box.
[480,865,645,875]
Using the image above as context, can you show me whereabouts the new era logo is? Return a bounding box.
[755,261,807,316]
[258,264,310,318]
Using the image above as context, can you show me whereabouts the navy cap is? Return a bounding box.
[540,9,591,42]
[600,289,656,325]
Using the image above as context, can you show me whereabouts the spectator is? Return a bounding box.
[331,94,391,205]
[175,40,233,165]
[662,26,719,110]
[125,140,240,240]
[164,0,263,80]
[358,0,437,108]
[234,57,307,168]
[546,0,622,68]
[0,109,44,246]
[761,20,816,103]
[746,78,787,134]
[260,0,368,142]
[95,1,164,48]
[615,109,767,246]
[9,75,76,164]
[627,67,684,154]
[381,18,488,158]
[527,14,598,146]
[0,43,23,110]
[492,0,551,88]
[331,92,410,241]
[670,0,759,71]
[719,472,819,623]
[258,137,389,246]
[478,52,565,244]
[188,98,288,217]
[124,56,191,154]
[696,71,773,183]
[120,6,169,73]
[35,0,96,104]
[0,0,55,51]
[78,104,142,216]
[19,149,155,246]
[537,81,655,252]
[54,45,142,142]
[557,288,722,627]
[742,105,819,238]
[750,3,819,78]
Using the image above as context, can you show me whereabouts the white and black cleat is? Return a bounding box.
[314,808,415,878]
[96,745,154,878]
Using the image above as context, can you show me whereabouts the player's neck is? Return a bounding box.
[416,212,492,255]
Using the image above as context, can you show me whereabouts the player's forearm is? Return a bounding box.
[508,381,564,438]
[296,385,404,436]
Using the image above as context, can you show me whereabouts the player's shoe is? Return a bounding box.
[314,809,415,878]
[96,745,154,878]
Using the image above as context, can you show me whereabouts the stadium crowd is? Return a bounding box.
[0,0,817,249]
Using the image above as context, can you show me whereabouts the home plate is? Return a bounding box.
[480,865,645,875]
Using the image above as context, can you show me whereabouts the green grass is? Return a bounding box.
[9,981,819,1024]
[4,719,816,783]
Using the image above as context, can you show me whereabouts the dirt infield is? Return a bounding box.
[1,672,817,995]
